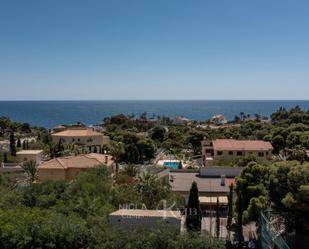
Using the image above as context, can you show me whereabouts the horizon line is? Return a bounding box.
[0,99,308,102]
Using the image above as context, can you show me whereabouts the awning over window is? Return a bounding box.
[199,196,228,205]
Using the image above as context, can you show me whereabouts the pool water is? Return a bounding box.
[163,161,180,169]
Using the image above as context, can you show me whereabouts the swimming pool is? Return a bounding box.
[163,161,180,169]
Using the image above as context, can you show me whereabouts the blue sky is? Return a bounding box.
[0,0,309,100]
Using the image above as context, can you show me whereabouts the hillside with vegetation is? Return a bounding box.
[0,166,224,249]
[102,106,309,165]
[0,106,309,248]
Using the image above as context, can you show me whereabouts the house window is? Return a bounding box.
[77,138,80,142]
[229,151,233,155]
[72,138,75,142]
[258,152,264,157]
[206,149,212,153]
[266,152,269,156]
[217,151,223,156]
[237,151,243,156]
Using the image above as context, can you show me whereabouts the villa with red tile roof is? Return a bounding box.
[38,153,114,181]
[51,127,110,152]
[201,139,273,165]
[168,167,241,213]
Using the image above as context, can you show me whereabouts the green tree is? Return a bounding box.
[133,173,181,210]
[271,107,288,125]
[243,195,267,223]
[126,144,139,163]
[123,164,139,177]
[151,126,166,142]
[110,141,125,176]
[21,122,31,133]
[269,162,309,245]
[56,139,64,157]
[93,146,98,153]
[234,116,241,124]
[254,113,261,122]
[45,142,57,159]
[285,147,307,163]
[136,138,155,163]
[272,135,285,153]
[300,132,309,148]
[9,131,16,156]
[17,138,22,148]
[227,184,234,230]
[286,131,302,148]
[186,130,207,155]
[3,152,8,163]
[186,181,202,231]
[235,162,269,217]
[216,197,220,238]
[236,193,244,243]
[22,140,27,150]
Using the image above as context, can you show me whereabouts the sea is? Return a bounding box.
[0,100,309,128]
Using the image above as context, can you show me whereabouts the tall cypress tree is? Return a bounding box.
[3,153,8,163]
[56,139,64,157]
[216,197,220,238]
[186,181,202,231]
[9,131,16,156]
[17,138,22,148]
[93,146,98,153]
[237,193,244,243]
[227,183,234,230]
[22,140,26,150]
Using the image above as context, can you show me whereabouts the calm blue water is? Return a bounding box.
[163,161,180,169]
[0,100,308,128]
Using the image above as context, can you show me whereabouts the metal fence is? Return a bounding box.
[259,211,290,249]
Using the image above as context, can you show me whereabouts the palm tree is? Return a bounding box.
[254,113,261,121]
[63,143,78,156]
[134,173,159,207]
[110,141,125,176]
[21,160,37,183]
[123,163,139,177]
[239,112,244,121]
[136,172,157,185]
[44,142,57,159]
[234,116,241,124]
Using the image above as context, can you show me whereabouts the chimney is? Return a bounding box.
[221,175,226,186]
